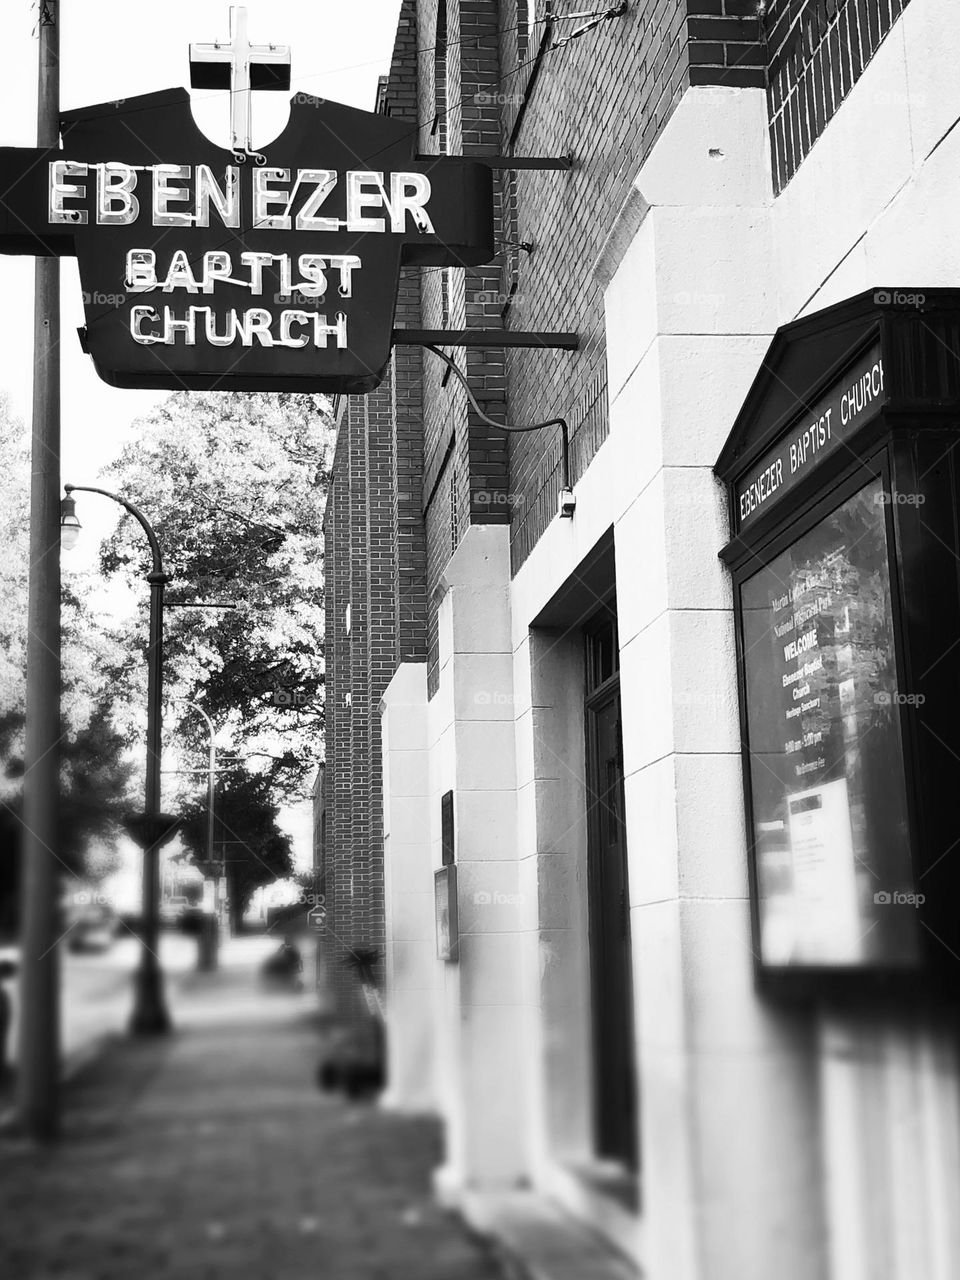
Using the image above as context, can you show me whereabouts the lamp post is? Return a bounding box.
[61,484,175,1034]
[173,701,217,872]
[171,699,226,953]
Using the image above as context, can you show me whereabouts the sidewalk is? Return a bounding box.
[0,936,510,1280]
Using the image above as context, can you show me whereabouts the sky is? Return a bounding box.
[0,0,402,867]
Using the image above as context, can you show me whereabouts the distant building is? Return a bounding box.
[319,1,960,1276]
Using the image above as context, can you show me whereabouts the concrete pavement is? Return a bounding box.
[0,935,512,1280]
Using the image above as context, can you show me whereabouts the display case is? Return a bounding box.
[716,288,960,997]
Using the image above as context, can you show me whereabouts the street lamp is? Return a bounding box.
[59,492,81,551]
[172,701,218,872]
[170,699,227,946]
[60,484,176,1034]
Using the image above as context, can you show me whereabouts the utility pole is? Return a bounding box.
[17,0,62,1141]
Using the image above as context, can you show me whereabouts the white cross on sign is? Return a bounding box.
[189,6,291,161]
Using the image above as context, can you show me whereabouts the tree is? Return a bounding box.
[178,764,294,930]
[0,708,134,906]
[0,395,137,931]
[101,392,334,804]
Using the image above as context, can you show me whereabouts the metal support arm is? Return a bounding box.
[394,329,579,350]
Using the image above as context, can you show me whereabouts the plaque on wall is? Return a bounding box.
[435,865,459,962]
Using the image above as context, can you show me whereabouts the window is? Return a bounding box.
[585,606,619,694]
[432,5,447,152]
[516,0,530,59]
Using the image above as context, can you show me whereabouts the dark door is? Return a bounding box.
[585,616,638,1171]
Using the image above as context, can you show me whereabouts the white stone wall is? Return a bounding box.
[380,662,435,1113]
[768,4,960,1277]
[428,526,529,1193]
[507,0,960,1272]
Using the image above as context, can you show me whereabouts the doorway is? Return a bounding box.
[585,604,638,1173]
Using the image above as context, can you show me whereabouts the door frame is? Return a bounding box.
[583,605,639,1173]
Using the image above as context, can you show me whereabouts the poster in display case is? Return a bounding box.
[739,477,920,970]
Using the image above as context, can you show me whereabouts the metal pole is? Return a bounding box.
[170,701,217,881]
[63,485,173,1033]
[171,699,220,954]
[17,0,61,1142]
[204,720,219,963]
[207,738,215,863]
[230,6,253,157]
[130,572,172,1033]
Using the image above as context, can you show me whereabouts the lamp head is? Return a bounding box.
[60,490,81,551]
[558,486,577,519]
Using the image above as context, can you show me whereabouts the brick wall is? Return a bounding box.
[414,0,515,693]
[765,0,913,192]
[392,271,429,667]
[321,1,425,1015]
[324,0,772,711]
[321,429,347,1006]
[688,0,765,88]
[495,0,765,569]
[320,389,399,1014]
[479,0,910,561]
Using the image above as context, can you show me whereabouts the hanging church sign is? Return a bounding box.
[0,9,494,393]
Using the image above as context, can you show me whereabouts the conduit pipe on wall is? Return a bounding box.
[423,343,575,518]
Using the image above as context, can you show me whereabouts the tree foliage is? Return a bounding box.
[101,391,333,807]
[177,764,294,929]
[0,395,136,927]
